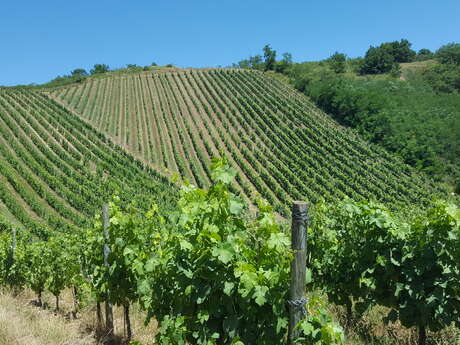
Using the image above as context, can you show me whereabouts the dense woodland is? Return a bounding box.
[234,41,460,192]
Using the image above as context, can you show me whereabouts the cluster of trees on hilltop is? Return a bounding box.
[36,64,111,88]
[36,62,167,89]
[359,39,415,75]
[233,41,460,192]
[232,44,293,74]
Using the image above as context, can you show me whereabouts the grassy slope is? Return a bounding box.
[0,89,176,232]
[50,69,447,216]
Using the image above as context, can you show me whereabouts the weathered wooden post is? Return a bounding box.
[10,227,17,295]
[11,227,16,253]
[102,204,114,338]
[288,201,308,344]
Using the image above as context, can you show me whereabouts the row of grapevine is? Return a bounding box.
[0,89,177,232]
[2,159,457,345]
[50,69,449,214]
[0,159,345,345]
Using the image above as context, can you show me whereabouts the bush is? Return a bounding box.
[423,63,460,93]
[359,39,416,75]
[381,39,416,63]
[263,44,277,71]
[304,77,460,182]
[327,52,347,74]
[132,159,344,345]
[416,48,434,61]
[436,43,460,65]
[71,68,87,76]
[359,46,396,74]
[310,200,460,344]
[90,64,109,74]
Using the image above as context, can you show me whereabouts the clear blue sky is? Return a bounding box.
[1,0,459,86]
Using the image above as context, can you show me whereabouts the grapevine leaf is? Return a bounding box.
[212,242,234,264]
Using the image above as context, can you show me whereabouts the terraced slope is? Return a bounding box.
[50,69,445,215]
[0,89,176,233]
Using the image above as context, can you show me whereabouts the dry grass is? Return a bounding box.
[0,289,94,345]
[331,303,460,345]
[1,287,459,345]
[0,289,157,345]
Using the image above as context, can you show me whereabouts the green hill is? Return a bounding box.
[0,89,176,233]
[47,69,446,215]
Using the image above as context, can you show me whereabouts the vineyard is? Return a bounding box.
[1,160,458,345]
[0,89,176,232]
[50,69,447,216]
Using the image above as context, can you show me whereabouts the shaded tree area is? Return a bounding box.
[359,39,416,74]
[422,43,460,93]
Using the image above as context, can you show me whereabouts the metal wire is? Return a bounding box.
[287,297,308,317]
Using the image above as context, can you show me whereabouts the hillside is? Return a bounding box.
[0,89,176,233]
[49,69,445,215]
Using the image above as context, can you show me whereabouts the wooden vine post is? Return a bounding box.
[11,227,16,253]
[102,204,114,338]
[288,201,308,344]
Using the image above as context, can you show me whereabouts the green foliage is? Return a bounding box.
[263,44,277,71]
[303,76,460,184]
[90,63,110,74]
[391,202,460,331]
[122,158,342,345]
[83,196,143,307]
[416,48,434,61]
[359,46,396,74]
[360,39,416,74]
[127,64,144,72]
[46,235,81,299]
[274,53,293,74]
[389,63,401,78]
[436,43,460,65]
[233,55,264,70]
[327,52,346,74]
[309,199,460,336]
[382,39,416,63]
[0,89,177,233]
[71,68,88,77]
[0,232,27,289]
[423,61,460,93]
[296,296,345,345]
[135,158,292,344]
[23,240,51,298]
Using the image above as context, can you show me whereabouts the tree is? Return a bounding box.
[382,39,416,63]
[90,64,110,74]
[274,52,293,74]
[359,46,396,74]
[263,44,277,71]
[71,68,88,76]
[328,52,347,73]
[436,43,460,65]
[359,39,416,74]
[423,63,460,92]
[234,55,264,70]
[416,48,434,61]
